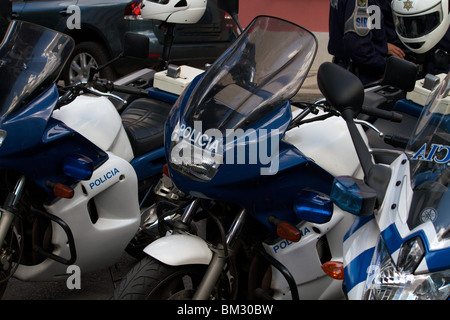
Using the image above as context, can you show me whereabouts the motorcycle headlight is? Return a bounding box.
[364,237,450,300]
[169,124,223,182]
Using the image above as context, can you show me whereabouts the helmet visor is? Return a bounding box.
[394,6,442,39]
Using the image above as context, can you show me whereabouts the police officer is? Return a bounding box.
[380,0,407,60]
[391,0,450,77]
[328,0,391,85]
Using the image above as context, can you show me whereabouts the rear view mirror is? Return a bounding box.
[381,56,418,92]
[123,32,149,59]
[317,62,364,115]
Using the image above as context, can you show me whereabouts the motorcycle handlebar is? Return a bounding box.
[361,106,403,123]
[111,84,149,97]
[93,79,149,97]
[383,134,409,149]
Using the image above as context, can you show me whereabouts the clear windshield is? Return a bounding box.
[0,20,74,117]
[407,72,450,241]
[182,16,317,134]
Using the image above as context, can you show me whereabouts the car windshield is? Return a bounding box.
[0,20,74,118]
[407,72,450,241]
[182,16,317,134]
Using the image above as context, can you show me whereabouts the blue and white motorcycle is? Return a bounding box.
[0,19,202,296]
[112,15,420,300]
[318,61,450,300]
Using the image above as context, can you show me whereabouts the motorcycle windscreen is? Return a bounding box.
[181,16,317,135]
[407,73,450,242]
[0,20,74,118]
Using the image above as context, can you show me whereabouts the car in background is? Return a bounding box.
[11,0,239,84]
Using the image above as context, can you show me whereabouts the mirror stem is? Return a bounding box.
[88,52,123,82]
[341,108,374,178]
[159,22,175,70]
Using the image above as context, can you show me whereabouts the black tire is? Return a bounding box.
[113,256,207,300]
[61,41,115,85]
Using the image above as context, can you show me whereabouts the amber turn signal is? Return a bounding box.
[321,261,344,280]
[52,182,74,199]
[268,216,301,242]
[163,164,170,177]
[277,221,301,242]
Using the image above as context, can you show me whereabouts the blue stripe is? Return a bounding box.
[344,247,375,293]
[382,223,450,273]
[344,215,374,241]
[380,223,403,254]
[427,246,450,272]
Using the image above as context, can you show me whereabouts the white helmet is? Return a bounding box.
[391,0,449,54]
[125,0,207,24]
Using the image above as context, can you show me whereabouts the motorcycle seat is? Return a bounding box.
[121,98,173,157]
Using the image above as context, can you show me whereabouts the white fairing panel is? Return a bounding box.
[264,206,354,300]
[144,233,213,266]
[52,95,134,161]
[14,153,140,281]
[284,110,366,179]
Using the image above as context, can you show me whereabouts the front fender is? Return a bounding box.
[143,233,213,266]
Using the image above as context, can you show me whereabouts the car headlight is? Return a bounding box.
[363,236,450,300]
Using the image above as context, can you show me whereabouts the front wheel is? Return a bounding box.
[113,256,207,300]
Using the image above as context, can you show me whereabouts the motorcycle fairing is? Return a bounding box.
[14,152,140,281]
[0,21,110,199]
[344,154,450,298]
[343,215,378,296]
[165,16,328,231]
[377,75,450,271]
[0,89,109,200]
[375,154,450,274]
[0,85,59,155]
[167,93,335,229]
[344,73,450,299]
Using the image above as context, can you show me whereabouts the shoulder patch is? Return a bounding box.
[344,0,370,37]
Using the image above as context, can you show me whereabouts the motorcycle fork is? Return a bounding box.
[0,176,26,248]
[192,207,247,300]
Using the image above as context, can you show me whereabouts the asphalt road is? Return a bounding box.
[2,253,138,300]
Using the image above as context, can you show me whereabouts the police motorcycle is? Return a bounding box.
[0,0,211,297]
[110,0,217,258]
[111,14,421,300]
[318,62,450,300]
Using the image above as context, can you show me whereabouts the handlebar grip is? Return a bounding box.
[361,106,403,123]
[111,84,149,97]
[92,79,149,97]
[383,134,409,149]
